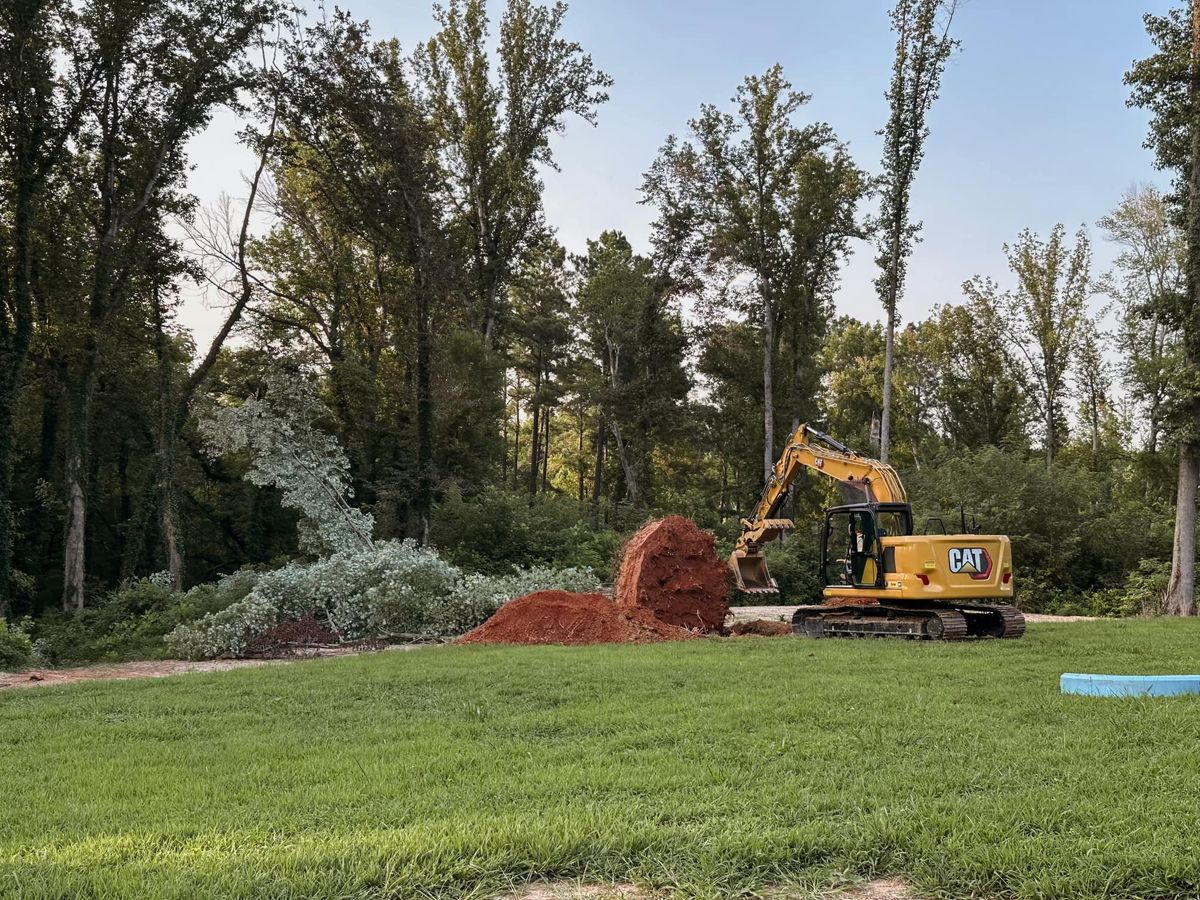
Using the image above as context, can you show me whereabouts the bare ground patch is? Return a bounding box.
[0,644,431,691]
[497,879,915,900]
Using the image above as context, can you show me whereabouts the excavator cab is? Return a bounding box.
[822,504,912,588]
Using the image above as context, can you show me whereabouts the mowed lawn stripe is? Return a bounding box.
[3,621,1200,899]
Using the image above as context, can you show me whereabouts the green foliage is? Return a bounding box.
[1125,7,1192,204]
[25,572,260,666]
[28,578,177,666]
[0,618,34,670]
[573,231,690,504]
[431,486,624,579]
[760,528,824,606]
[644,63,867,485]
[5,623,1200,897]
[874,0,957,313]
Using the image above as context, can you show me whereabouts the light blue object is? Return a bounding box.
[1061,673,1200,697]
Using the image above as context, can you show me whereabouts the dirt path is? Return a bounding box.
[0,644,431,691]
[728,605,1097,625]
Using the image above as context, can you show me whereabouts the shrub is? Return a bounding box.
[29,577,177,665]
[166,541,601,659]
[0,619,34,671]
[1103,559,1170,617]
[28,572,260,666]
[431,486,623,579]
[175,568,263,621]
[1015,559,1171,617]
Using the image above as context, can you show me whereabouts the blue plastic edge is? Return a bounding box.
[1061,673,1200,697]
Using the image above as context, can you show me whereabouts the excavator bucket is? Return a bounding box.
[729,550,778,594]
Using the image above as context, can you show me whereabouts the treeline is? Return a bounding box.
[0,0,1195,623]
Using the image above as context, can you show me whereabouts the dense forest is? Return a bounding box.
[1,0,1198,660]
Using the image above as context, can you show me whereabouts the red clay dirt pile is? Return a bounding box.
[458,516,731,646]
[614,515,730,632]
[729,618,792,637]
[457,591,694,645]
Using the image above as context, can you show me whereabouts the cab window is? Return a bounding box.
[824,510,883,588]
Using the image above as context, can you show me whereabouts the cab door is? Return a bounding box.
[822,508,883,588]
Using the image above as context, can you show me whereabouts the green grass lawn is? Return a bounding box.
[3,621,1200,899]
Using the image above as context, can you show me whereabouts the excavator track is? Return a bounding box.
[958,603,1025,639]
[792,602,1023,641]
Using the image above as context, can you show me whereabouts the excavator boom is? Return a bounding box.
[730,425,906,592]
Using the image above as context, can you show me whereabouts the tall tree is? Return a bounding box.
[414,0,610,485]
[965,225,1090,468]
[644,65,865,485]
[57,0,277,611]
[1099,185,1185,454]
[510,242,572,496]
[0,0,62,615]
[276,14,449,541]
[574,230,688,505]
[875,0,958,463]
[1127,3,1200,615]
[417,0,610,348]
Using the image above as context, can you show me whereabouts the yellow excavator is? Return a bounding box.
[730,424,1024,640]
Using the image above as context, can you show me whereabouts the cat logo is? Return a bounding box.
[948,547,992,581]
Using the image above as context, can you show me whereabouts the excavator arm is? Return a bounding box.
[730,424,907,593]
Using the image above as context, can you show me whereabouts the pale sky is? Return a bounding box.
[179,0,1173,349]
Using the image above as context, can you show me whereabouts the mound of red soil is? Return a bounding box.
[458,591,694,646]
[614,516,730,633]
[730,618,792,637]
[247,615,338,656]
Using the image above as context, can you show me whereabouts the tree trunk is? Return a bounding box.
[512,373,521,489]
[762,311,776,484]
[881,303,896,464]
[1169,3,1200,616]
[609,418,637,504]
[528,391,541,497]
[501,376,509,485]
[415,286,434,543]
[577,403,585,504]
[1166,446,1198,616]
[0,389,16,619]
[154,291,183,590]
[1045,393,1056,469]
[604,342,638,503]
[541,408,550,493]
[61,407,87,613]
[591,411,605,527]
